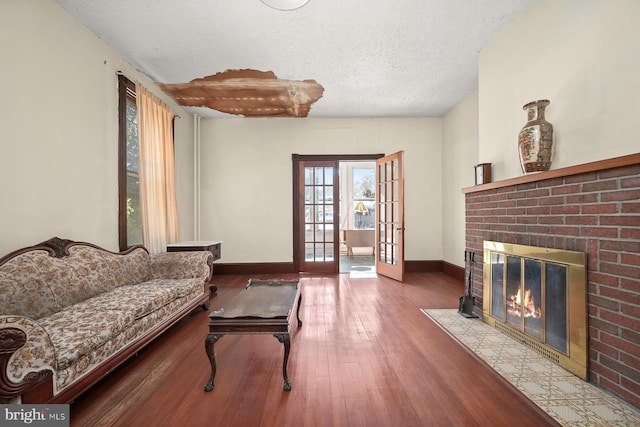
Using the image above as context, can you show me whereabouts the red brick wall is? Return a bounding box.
[465,163,640,408]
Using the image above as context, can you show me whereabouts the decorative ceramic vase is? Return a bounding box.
[518,99,554,173]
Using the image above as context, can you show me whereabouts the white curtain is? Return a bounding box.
[136,83,179,253]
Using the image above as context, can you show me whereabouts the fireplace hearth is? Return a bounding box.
[482,241,588,379]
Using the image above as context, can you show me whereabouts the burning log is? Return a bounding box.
[507,288,542,318]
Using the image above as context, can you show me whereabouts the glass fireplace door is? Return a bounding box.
[483,241,587,380]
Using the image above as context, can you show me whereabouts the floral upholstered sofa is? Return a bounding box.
[0,237,213,404]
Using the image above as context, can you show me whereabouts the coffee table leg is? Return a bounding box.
[273,333,292,391]
[296,293,303,327]
[204,333,223,392]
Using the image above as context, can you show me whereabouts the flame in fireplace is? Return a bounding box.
[507,288,541,318]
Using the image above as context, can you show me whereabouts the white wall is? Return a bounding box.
[442,91,479,267]
[6,0,632,270]
[479,0,640,181]
[199,117,442,264]
[0,0,195,256]
[174,116,195,241]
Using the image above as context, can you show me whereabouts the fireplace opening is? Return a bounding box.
[483,241,587,379]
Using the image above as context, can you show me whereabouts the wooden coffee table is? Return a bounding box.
[204,279,302,392]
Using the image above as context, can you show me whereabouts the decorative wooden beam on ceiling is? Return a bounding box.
[158,69,324,118]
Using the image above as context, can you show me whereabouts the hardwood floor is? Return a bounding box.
[70,273,559,426]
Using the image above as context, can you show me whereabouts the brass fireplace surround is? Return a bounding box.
[482,241,588,380]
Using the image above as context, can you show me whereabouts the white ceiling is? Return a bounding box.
[54,0,534,118]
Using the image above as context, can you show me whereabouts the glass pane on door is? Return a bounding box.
[304,166,335,262]
[378,161,399,265]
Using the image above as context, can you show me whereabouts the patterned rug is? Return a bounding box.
[421,309,640,426]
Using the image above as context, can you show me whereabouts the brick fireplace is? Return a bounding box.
[464,153,640,409]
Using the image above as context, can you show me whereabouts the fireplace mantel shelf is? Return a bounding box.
[462,152,640,194]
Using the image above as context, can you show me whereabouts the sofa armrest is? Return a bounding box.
[150,251,213,283]
[1,316,55,400]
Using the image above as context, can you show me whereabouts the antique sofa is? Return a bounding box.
[0,237,213,404]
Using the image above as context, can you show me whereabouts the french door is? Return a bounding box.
[375,151,404,282]
[295,159,339,273]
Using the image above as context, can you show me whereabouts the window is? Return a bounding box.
[118,75,143,250]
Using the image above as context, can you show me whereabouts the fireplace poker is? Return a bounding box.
[458,251,478,318]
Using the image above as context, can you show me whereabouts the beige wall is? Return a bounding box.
[3,0,634,269]
[174,116,196,241]
[442,91,479,267]
[199,117,442,264]
[479,0,640,181]
[0,0,195,256]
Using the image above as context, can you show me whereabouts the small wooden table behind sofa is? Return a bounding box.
[204,279,302,392]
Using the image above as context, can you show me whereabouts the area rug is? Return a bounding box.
[421,309,640,426]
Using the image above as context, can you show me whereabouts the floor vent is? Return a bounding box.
[495,322,561,364]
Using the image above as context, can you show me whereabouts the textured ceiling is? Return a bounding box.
[54,0,534,118]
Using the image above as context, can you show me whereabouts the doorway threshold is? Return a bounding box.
[340,255,375,276]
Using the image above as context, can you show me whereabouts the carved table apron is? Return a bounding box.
[204,280,302,392]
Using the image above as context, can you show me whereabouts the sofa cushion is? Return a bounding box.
[105,278,200,320]
[37,278,202,370]
[143,278,202,299]
[38,298,136,371]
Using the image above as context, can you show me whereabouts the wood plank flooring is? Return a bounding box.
[70,273,559,426]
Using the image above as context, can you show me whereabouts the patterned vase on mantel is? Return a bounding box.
[518,99,554,173]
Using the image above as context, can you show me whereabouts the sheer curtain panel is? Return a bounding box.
[136,83,179,253]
